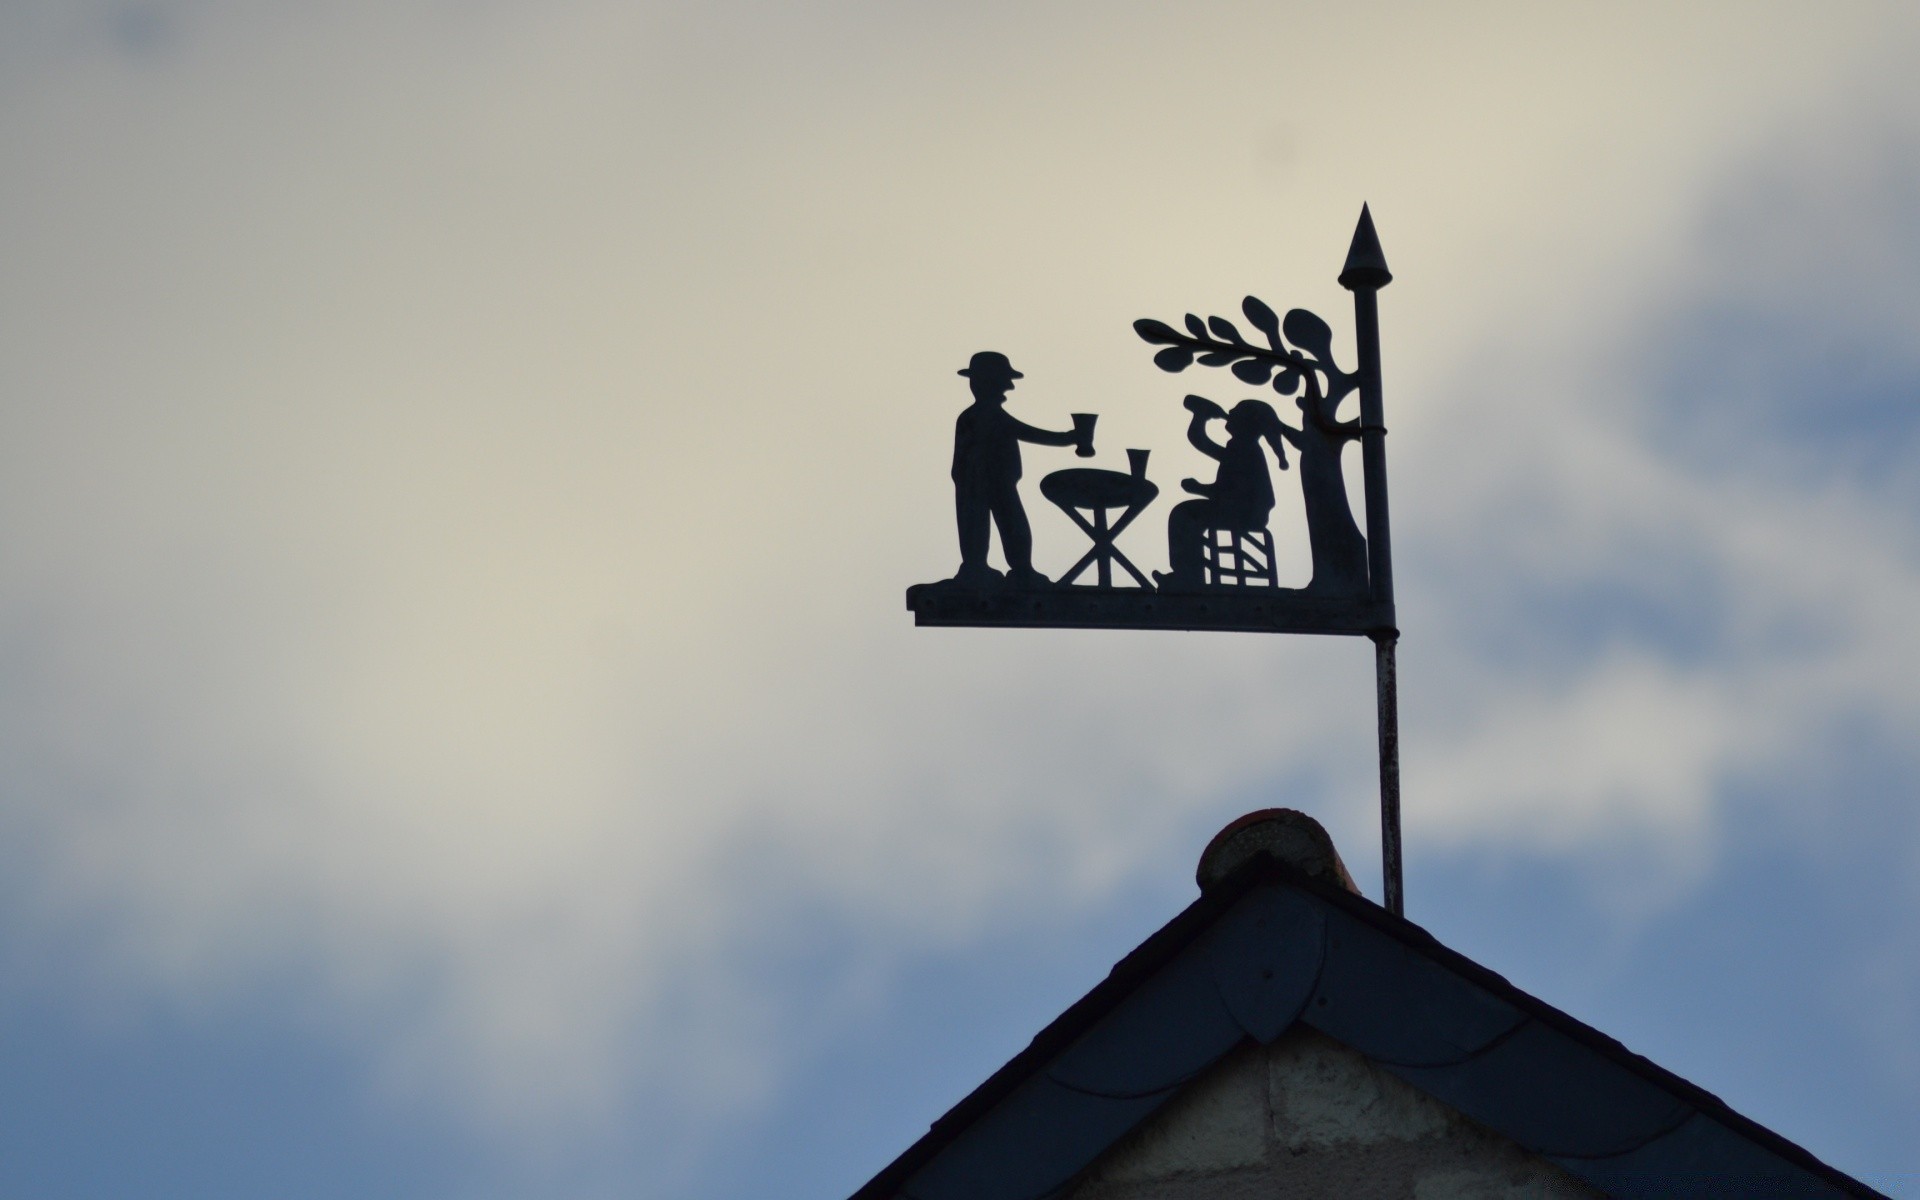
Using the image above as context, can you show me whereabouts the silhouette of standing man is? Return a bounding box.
[950,351,1091,588]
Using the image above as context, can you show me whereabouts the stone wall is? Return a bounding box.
[1066,1026,1602,1199]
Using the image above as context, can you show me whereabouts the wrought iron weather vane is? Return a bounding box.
[906,207,1405,915]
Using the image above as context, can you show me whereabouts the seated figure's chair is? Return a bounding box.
[1203,525,1279,587]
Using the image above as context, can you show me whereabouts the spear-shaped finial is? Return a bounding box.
[1339,203,1392,291]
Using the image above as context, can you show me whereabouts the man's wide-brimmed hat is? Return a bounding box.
[958,350,1023,381]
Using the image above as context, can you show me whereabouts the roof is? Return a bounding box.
[849,851,1884,1200]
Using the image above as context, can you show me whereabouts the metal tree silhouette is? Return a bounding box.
[1133,297,1356,406]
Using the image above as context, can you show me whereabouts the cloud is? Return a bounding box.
[1,0,1918,1180]
[1399,90,1920,916]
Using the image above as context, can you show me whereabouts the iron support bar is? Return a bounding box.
[1343,205,1400,913]
[1373,631,1403,916]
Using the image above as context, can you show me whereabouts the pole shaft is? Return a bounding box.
[1351,279,1400,913]
[1374,633,1403,916]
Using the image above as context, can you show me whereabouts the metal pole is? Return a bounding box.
[1373,632,1402,916]
[1340,205,1402,915]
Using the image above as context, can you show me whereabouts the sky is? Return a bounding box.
[1,1,1918,1196]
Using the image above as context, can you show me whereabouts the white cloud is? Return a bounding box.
[1,0,1918,1154]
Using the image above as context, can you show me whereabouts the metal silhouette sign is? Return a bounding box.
[905,207,1406,913]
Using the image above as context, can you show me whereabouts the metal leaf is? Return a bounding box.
[1282,308,1333,360]
[1232,358,1274,385]
[1134,318,1180,345]
[1198,350,1238,367]
[1154,346,1196,372]
[1272,366,1301,396]
[1242,295,1280,336]
[1208,316,1245,343]
[1184,313,1207,338]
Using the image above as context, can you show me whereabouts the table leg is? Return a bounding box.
[1095,509,1112,588]
[1060,545,1101,586]
[1051,504,1102,586]
[1107,548,1154,589]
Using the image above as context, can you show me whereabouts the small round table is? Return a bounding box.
[1040,468,1160,588]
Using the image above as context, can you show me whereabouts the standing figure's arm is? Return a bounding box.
[1007,415,1082,448]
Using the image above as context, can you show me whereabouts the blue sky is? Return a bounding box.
[2,2,1918,1197]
